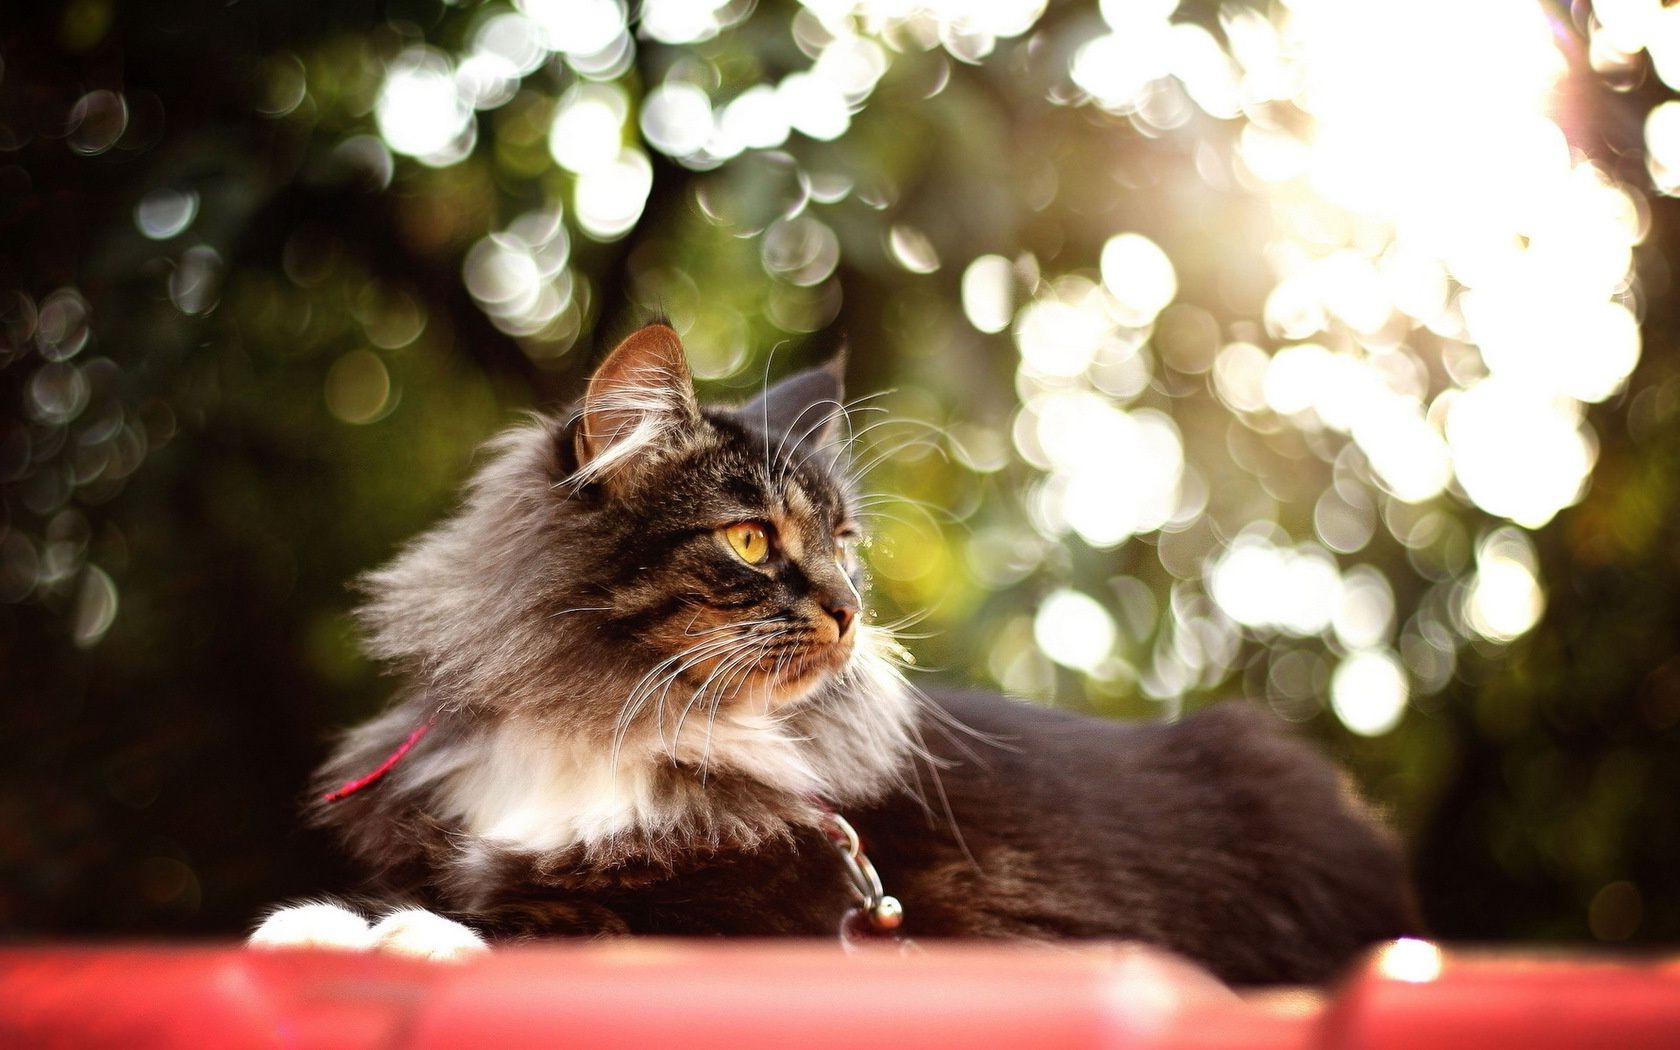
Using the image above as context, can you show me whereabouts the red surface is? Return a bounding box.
[0,941,1674,1050]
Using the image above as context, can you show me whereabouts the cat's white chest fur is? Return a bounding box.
[435,714,823,855]
[438,726,657,852]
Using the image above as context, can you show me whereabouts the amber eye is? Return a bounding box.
[724,522,771,565]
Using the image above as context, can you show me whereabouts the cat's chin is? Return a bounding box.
[738,643,852,711]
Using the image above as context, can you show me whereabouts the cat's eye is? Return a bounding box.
[724,522,771,565]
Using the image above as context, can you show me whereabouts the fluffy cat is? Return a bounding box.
[251,323,1420,983]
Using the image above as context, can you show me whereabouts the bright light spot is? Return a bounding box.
[1168,22,1241,119]
[1314,251,1391,333]
[376,48,475,164]
[778,73,851,141]
[1014,278,1123,379]
[1647,100,1680,195]
[464,209,574,337]
[1212,342,1270,413]
[472,13,549,78]
[1464,527,1544,642]
[888,225,940,274]
[1239,123,1310,183]
[962,255,1014,334]
[134,190,199,240]
[641,82,714,158]
[464,238,541,309]
[1029,392,1183,547]
[719,85,790,153]
[1263,343,1331,416]
[1033,588,1117,672]
[1099,233,1177,326]
[813,35,890,103]
[1071,24,1173,115]
[1447,379,1595,528]
[641,0,735,44]
[1223,6,1293,104]
[1260,343,1450,501]
[566,29,635,80]
[1315,488,1375,555]
[1209,533,1343,637]
[1465,291,1641,405]
[1378,247,1450,325]
[762,216,840,287]
[1646,8,1680,92]
[549,83,628,174]
[1331,648,1408,737]
[1291,0,1565,219]
[519,0,625,56]
[1220,0,1637,542]
[455,53,520,111]
[1333,565,1395,650]
[1030,391,1122,473]
[1593,0,1665,56]
[798,0,1046,56]
[1353,401,1451,504]
[575,149,653,240]
[1375,939,1444,984]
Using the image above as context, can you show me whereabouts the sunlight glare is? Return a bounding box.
[1034,588,1118,672]
[1330,648,1408,737]
[376,47,475,164]
[1464,527,1544,642]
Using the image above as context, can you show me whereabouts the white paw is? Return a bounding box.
[248,902,375,951]
[369,908,489,962]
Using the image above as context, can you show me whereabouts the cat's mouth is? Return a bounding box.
[661,618,855,711]
[779,637,852,681]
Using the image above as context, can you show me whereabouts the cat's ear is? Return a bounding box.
[744,350,848,466]
[574,323,701,483]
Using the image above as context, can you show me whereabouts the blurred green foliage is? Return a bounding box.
[1,0,1676,947]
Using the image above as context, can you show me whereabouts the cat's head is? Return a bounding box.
[558,321,866,711]
[356,322,909,776]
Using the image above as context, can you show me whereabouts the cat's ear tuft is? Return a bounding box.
[574,323,701,483]
[744,350,848,467]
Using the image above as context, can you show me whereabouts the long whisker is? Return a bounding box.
[698,634,783,780]
[848,436,950,484]
[784,402,892,481]
[609,632,759,769]
[772,390,897,490]
[771,397,847,492]
[760,340,785,486]
[671,629,789,756]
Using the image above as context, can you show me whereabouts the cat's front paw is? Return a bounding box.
[369,908,489,962]
[248,901,376,951]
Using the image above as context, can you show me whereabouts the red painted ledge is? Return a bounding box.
[0,940,1675,1050]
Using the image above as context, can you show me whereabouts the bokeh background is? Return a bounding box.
[3,0,1678,946]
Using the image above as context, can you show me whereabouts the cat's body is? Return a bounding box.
[255,323,1420,984]
[313,687,1416,985]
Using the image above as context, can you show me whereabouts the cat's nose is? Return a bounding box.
[824,599,857,637]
